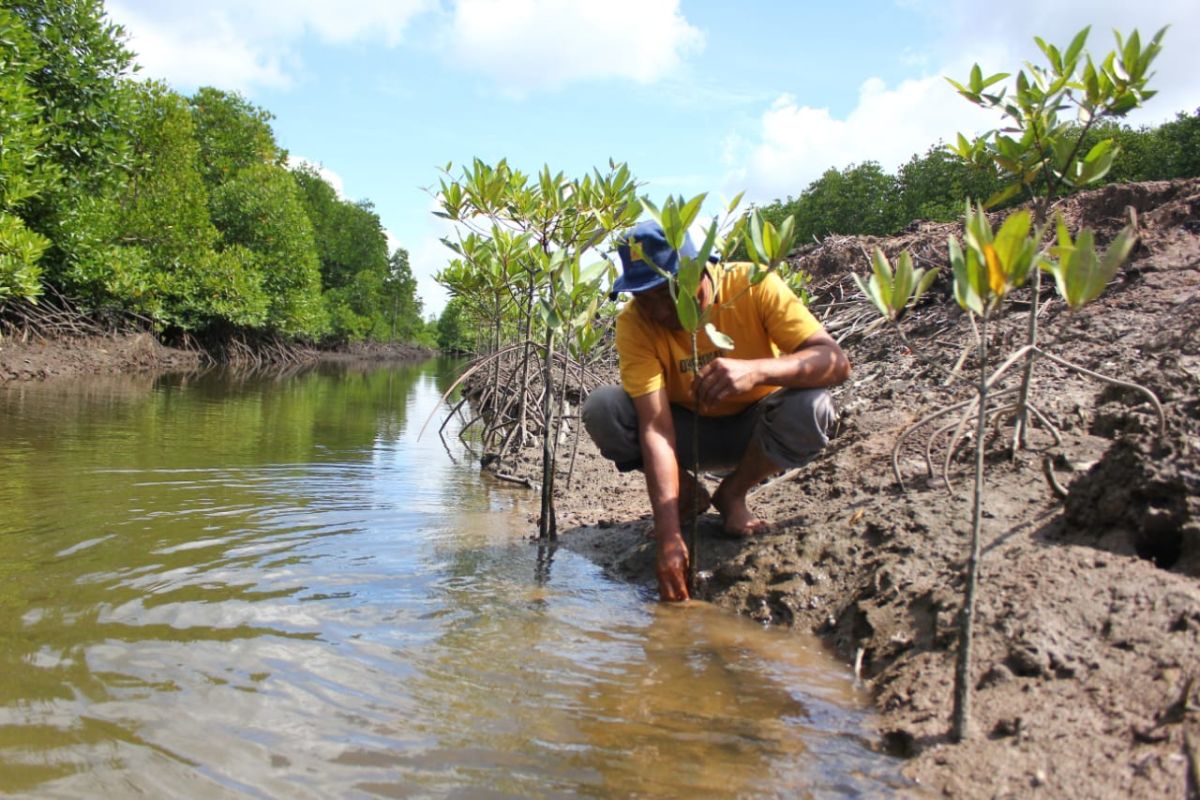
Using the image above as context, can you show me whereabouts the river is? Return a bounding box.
[0,358,903,797]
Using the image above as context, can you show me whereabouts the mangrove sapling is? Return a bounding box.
[884,210,1165,493]
[565,312,612,490]
[435,159,640,539]
[942,204,1047,738]
[638,194,796,591]
[852,197,1162,742]
[947,25,1166,451]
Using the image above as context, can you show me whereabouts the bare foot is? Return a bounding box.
[712,483,771,538]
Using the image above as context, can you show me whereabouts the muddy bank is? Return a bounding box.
[0,332,202,382]
[537,179,1200,798]
[0,331,433,384]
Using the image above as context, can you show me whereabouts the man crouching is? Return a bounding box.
[582,221,851,602]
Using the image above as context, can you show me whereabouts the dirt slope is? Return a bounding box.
[549,179,1200,798]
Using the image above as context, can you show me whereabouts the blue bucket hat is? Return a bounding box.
[610,221,697,300]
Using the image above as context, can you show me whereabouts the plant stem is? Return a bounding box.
[1013,113,1097,451]
[566,350,585,490]
[689,329,700,593]
[953,312,988,742]
[538,305,558,541]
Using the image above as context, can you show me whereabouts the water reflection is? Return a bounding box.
[0,360,901,797]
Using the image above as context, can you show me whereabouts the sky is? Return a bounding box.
[104,0,1200,317]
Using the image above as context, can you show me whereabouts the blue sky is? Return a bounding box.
[105,0,1200,316]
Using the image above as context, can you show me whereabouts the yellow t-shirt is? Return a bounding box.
[614,263,824,416]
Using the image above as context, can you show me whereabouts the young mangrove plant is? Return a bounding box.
[946,24,1166,451]
[637,194,797,591]
[850,24,1170,741]
[855,192,1161,740]
[434,159,640,539]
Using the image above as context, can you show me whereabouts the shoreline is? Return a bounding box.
[534,179,1200,797]
[3,178,1197,797]
[0,332,434,384]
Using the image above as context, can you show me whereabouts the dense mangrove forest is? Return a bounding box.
[0,0,429,354]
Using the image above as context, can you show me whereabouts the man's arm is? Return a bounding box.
[631,387,690,602]
[693,331,850,409]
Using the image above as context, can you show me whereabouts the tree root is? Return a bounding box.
[891,338,1164,495]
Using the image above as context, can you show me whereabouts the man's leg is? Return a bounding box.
[711,439,779,535]
[581,385,713,519]
[580,385,642,471]
[713,388,837,536]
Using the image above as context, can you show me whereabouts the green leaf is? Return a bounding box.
[749,211,767,266]
[915,266,939,300]
[1064,27,1090,66]
[641,196,663,227]
[762,218,781,264]
[576,259,608,289]
[870,247,895,308]
[705,322,735,350]
[949,235,984,316]
[852,273,872,308]
[677,256,703,299]
[981,71,1009,89]
[892,250,915,311]
[678,193,707,231]
[777,216,796,260]
[695,220,719,266]
[675,293,699,331]
[993,210,1032,284]
[984,182,1023,209]
[1075,138,1117,184]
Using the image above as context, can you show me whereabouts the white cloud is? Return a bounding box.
[445,0,704,94]
[108,0,704,96]
[107,0,433,92]
[287,157,346,198]
[728,73,995,204]
[903,0,1199,124]
[726,0,1200,204]
[407,198,465,318]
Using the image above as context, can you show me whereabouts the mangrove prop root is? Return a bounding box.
[892,396,977,491]
[1042,455,1069,499]
[748,467,803,500]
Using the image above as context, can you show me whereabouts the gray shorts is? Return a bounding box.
[580,385,836,472]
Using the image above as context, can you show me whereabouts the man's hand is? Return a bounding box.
[656,532,690,602]
[695,357,761,409]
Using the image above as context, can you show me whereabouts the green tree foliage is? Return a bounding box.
[895,145,1005,222]
[6,0,134,239]
[1155,109,1200,177]
[435,296,474,353]
[209,163,327,337]
[752,161,903,249]
[799,161,902,237]
[291,165,416,342]
[383,248,424,341]
[1,0,429,347]
[0,8,55,300]
[293,167,389,289]
[54,82,266,328]
[188,87,283,189]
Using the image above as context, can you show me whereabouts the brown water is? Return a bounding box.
[0,360,903,797]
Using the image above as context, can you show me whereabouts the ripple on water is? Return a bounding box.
[0,364,906,797]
